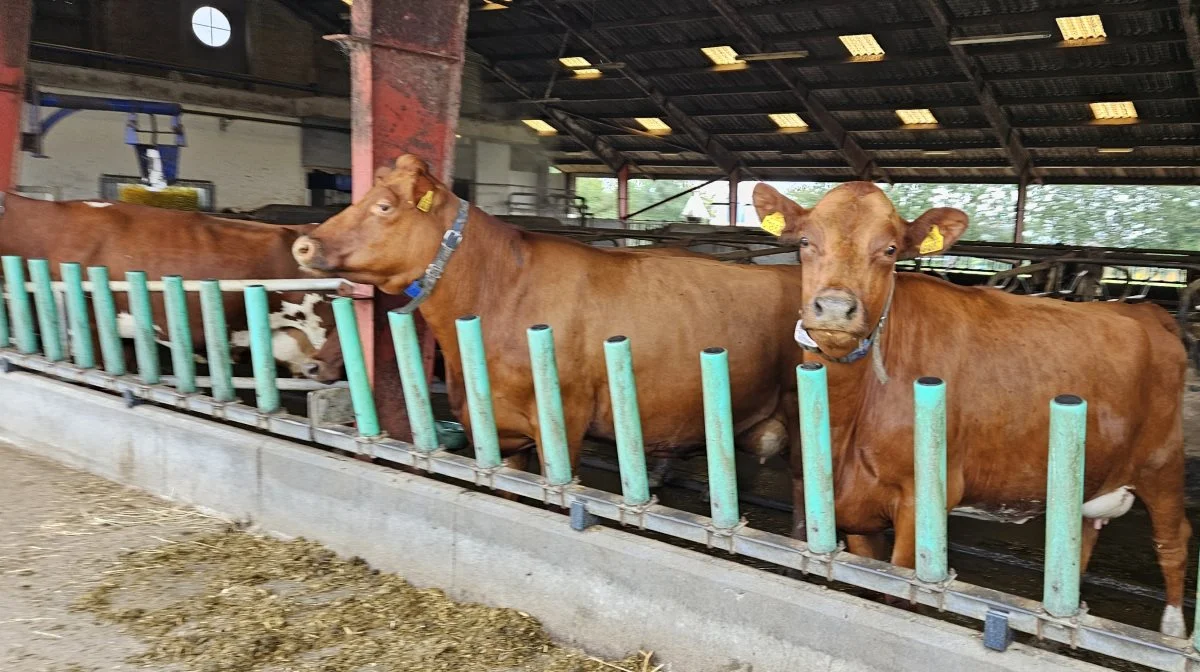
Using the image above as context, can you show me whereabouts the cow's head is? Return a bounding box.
[753,182,968,359]
[293,155,455,294]
[300,325,345,383]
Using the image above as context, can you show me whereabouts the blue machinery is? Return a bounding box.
[24,92,186,186]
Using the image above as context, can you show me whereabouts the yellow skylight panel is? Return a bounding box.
[635,117,672,133]
[1056,15,1106,41]
[522,119,557,135]
[702,46,743,66]
[1089,101,1137,120]
[839,34,885,58]
[769,113,808,130]
[896,109,938,125]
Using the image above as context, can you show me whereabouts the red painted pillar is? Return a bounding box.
[0,0,33,193]
[616,164,629,222]
[338,0,468,440]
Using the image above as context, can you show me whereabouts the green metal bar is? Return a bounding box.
[455,315,502,469]
[797,362,837,554]
[1044,394,1087,618]
[244,285,281,413]
[914,376,948,583]
[198,280,235,402]
[60,263,95,369]
[527,324,573,486]
[331,297,379,436]
[88,267,125,376]
[0,273,9,348]
[162,275,195,394]
[604,335,651,506]
[1,256,35,354]
[28,259,63,361]
[388,310,437,451]
[125,271,159,383]
[701,347,739,529]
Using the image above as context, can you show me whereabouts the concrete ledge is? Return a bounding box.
[0,372,1102,672]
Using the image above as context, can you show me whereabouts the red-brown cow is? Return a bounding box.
[292,155,803,476]
[753,181,1189,637]
[0,193,333,376]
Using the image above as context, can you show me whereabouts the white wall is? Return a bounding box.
[18,97,306,209]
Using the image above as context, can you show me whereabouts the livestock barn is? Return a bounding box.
[1,1,1199,670]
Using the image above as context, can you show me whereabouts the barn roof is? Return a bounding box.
[321,0,1200,185]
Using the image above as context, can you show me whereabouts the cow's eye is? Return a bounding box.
[372,201,392,215]
[885,245,897,256]
[798,237,810,248]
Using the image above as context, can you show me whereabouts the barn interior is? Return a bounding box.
[3,0,1200,664]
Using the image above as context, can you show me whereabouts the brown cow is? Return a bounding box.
[753,181,1189,637]
[0,193,333,376]
[292,155,802,476]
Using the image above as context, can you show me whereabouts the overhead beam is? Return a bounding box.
[915,0,1036,180]
[474,55,628,173]
[706,0,881,180]
[275,0,343,35]
[1178,0,1200,108]
[531,0,749,179]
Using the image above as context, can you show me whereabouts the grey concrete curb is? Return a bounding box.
[0,372,1103,671]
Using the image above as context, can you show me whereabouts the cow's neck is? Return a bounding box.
[413,207,530,353]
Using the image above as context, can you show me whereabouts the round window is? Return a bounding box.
[191,6,231,48]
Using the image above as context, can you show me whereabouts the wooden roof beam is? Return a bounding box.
[1178,0,1200,106]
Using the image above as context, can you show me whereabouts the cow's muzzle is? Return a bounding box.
[292,235,330,271]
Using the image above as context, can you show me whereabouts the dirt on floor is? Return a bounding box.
[0,443,657,672]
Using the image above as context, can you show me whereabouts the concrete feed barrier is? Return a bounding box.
[0,372,1103,672]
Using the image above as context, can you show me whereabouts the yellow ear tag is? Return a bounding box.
[760,212,786,236]
[918,225,944,255]
[416,190,434,212]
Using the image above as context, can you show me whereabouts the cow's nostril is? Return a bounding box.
[302,362,320,378]
[846,302,858,319]
[813,299,824,317]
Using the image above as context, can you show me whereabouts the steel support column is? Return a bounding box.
[0,0,33,193]
[727,174,738,226]
[1014,179,1028,243]
[335,0,468,440]
[617,164,629,222]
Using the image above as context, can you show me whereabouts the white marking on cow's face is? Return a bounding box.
[1162,605,1186,638]
[272,293,326,351]
[116,311,169,347]
[83,201,113,208]
[273,328,317,377]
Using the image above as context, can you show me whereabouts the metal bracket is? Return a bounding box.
[121,388,145,408]
[984,609,1013,652]
[703,518,749,553]
[615,495,658,529]
[569,500,600,531]
[353,432,389,461]
[907,569,958,610]
[540,478,577,508]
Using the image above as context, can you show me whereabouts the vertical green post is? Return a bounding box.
[388,310,437,451]
[88,267,125,376]
[28,259,63,361]
[244,285,281,413]
[797,362,838,554]
[1044,394,1087,618]
[162,275,195,393]
[125,271,159,383]
[526,324,573,486]
[0,273,9,348]
[331,297,379,435]
[604,335,651,506]
[198,280,235,402]
[60,263,95,369]
[914,376,948,583]
[701,347,740,529]
[455,315,502,469]
[2,256,36,354]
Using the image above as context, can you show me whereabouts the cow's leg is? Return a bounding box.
[784,400,807,540]
[1079,522,1101,574]
[845,534,888,560]
[1136,456,1191,638]
[889,499,917,569]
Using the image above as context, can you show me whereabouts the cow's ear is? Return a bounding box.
[373,166,392,185]
[408,172,440,213]
[394,154,429,174]
[901,207,968,259]
[752,183,808,240]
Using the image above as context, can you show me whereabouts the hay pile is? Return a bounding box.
[76,530,656,672]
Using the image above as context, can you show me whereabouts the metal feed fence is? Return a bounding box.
[0,253,1197,671]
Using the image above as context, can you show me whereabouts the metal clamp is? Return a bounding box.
[1035,603,1089,648]
[704,518,748,553]
[616,495,658,529]
[906,569,958,610]
[540,478,578,508]
[353,432,389,461]
[471,464,501,490]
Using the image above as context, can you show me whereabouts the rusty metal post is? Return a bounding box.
[617,164,630,222]
[727,173,739,226]
[0,0,33,192]
[330,0,468,441]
